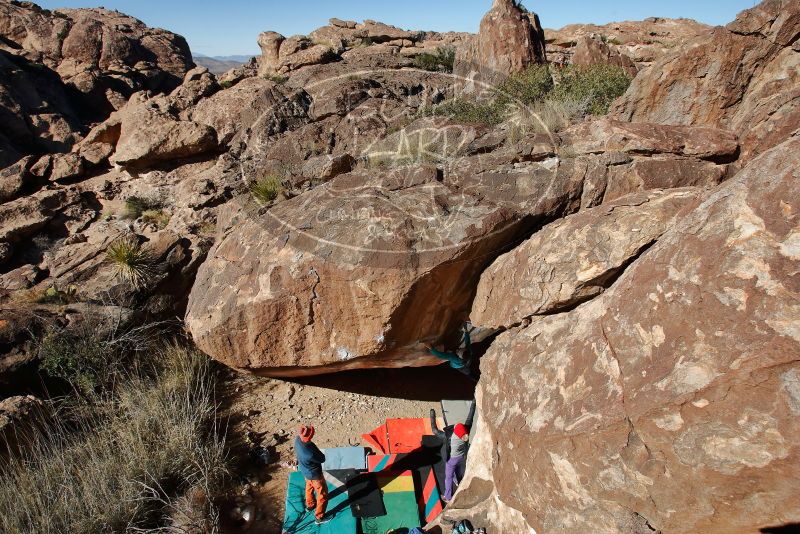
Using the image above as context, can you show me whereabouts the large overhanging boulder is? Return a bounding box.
[186,159,586,377]
[449,134,800,532]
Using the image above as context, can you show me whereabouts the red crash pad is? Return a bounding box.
[362,418,433,454]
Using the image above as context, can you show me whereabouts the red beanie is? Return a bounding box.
[299,425,315,442]
[454,423,468,439]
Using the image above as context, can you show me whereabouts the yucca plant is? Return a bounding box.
[106,236,155,290]
[250,175,283,205]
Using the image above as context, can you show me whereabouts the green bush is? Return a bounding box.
[413,46,456,73]
[495,64,554,106]
[106,236,156,289]
[38,330,118,395]
[550,64,632,115]
[423,98,507,126]
[123,195,163,220]
[0,345,229,533]
[428,63,630,128]
[250,175,283,205]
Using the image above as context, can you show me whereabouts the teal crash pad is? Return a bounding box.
[282,471,357,534]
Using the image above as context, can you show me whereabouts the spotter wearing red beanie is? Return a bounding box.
[454,423,468,439]
[298,425,315,442]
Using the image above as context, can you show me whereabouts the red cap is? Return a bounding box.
[454,423,468,439]
[298,425,315,442]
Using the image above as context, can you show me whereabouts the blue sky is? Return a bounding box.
[37,0,759,57]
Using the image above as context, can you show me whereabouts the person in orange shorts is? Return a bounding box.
[294,425,330,524]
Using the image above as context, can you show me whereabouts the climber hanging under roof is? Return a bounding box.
[422,321,489,382]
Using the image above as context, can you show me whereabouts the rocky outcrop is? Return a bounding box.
[0,1,195,166]
[611,0,800,165]
[471,188,704,329]
[77,67,220,170]
[454,0,547,90]
[0,1,193,114]
[570,35,637,76]
[450,134,800,533]
[185,157,586,377]
[546,17,711,69]
[557,118,738,208]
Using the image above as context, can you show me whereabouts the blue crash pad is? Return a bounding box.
[322,446,367,471]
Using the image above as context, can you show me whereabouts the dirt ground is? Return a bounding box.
[219,365,475,533]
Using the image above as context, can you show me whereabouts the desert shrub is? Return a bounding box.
[0,345,229,534]
[141,209,170,229]
[219,79,234,89]
[413,46,456,73]
[423,97,507,126]
[106,236,156,289]
[550,64,632,115]
[263,73,288,84]
[495,64,554,106]
[250,175,283,205]
[123,195,163,220]
[38,331,114,394]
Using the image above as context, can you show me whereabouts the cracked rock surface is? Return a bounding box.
[450,134,800,533]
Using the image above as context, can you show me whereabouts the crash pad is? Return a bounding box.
[360,471,420,534]
[385,418,433,453]
[321,446,367,471]
[441,400,473,427]
[346,472,387,518]
[282,471,357,534]
[416,465,444,523]
[362,423,389,454]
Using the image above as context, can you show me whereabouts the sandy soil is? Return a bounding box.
[219,365,475,533]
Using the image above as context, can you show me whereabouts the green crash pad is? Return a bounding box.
[282,471,357,534]
[360,472,420,534]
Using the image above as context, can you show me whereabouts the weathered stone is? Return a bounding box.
[48,153,85,182]
[611,0,800,164]
[545,18,711,68]
[471,188,704,328]
[257,31,286,75]
[0,156,36,204]
[454,0,547,90]
[455,134,800,533]
[186,157,585,376]
[300,154,355,181]
[0,188,77,242]
[571,35,637,76]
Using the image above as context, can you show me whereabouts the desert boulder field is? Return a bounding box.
[0,0,798,533]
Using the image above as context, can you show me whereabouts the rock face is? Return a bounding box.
[0,2,193,113]
[471,188,704,329]
[558,118,737,208]
[611,0,800,165]
[450,135,800,533]
[570,35,637,76]
[0,394,42,449]
[546,17,711,69]
[185,160,586,377]
[454,0,547,89]
[0,1,195,166]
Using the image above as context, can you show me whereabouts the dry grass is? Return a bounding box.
[0,345,229,534]
[250,175,283,205]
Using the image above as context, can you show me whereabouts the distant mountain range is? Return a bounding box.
[194,54,254,74]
